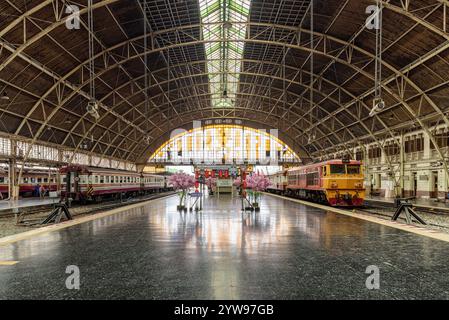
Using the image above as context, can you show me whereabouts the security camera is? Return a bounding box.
[87,100,100,120]
[369,98,386,117]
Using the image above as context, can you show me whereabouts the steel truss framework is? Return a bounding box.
[0,0,448,169]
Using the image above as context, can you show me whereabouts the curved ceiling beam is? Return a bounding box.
[0,0,148,174]
[0,82,141,159]
[87,54,404,157]
[5,32,438,164]
[89,91,330,162]
[97,76,367,160]
[91,58,399,153]
[52,44,419,165]
[4,22,447,141]
[379,0,449,41]
[70,69,355,152]
[11,33,435,164]
[0,0,55,38]
[0,7,447,163]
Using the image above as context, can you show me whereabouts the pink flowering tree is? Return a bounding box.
[205,177,217,188]
[233,177,243,195]
[205,177,217,195]
[245,173,271,207]
[167,172,196,209]
[233,177,242,187]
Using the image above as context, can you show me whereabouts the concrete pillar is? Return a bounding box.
[420,170,432,199]
[423,131,431,159]
[439,169,446,199]
[380,143,386,164]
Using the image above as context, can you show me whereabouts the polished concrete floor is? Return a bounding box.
[1,194,449,299]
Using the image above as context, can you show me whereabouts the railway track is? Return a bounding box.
[10,191,177,226]
[266,191,449,231]
[352,203,449,230]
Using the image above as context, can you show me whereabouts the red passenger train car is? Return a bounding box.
[0,169,58,198]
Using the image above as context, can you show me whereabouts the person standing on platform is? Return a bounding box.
[35,184,40,197]
[39,184,45,200]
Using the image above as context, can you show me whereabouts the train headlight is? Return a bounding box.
[355,182,363,188]
[331,182,338,188]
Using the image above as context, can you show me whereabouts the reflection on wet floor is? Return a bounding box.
[1,194,449,299]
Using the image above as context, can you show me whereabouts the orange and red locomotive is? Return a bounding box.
[268,159,365,206]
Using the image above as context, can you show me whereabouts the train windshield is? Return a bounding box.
[330,164,346,174]
[347,165,361,174]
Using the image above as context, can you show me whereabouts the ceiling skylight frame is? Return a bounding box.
[199,0,251,108]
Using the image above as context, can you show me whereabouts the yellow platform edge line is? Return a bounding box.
[0,194,176,247]
[264,192,449,243]
[0,261,19,266]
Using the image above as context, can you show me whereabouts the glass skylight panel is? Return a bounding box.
[199,0,251,108]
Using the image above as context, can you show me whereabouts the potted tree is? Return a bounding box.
[233,177,242,195]
[205,177,217,195]
[246,174,271,211]
[167,172,196,211]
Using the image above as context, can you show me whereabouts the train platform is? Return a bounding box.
[1,194,449,299]
[0,198,59,214]
[365,195,449,212]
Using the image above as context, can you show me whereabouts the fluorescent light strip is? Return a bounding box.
[199,0,251,108]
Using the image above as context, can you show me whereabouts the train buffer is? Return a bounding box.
[41,203,73,225]
[391,198,426,225]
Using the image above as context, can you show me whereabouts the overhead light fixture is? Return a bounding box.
[369,97,386,117]
[87,100,100,120]
[307,132,316,144]
[0,91,9,100]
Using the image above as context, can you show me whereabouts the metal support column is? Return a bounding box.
[9,158,18,201]
[399,131,405,198]
[364,146,370,195]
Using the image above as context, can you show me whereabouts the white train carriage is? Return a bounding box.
[141,173,166,193]
[267,170,288,194]
[60,166,170,202]
[61,166,142,202]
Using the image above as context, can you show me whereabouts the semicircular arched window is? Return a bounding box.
[149,125,301,165]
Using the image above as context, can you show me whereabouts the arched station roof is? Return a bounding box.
[0,0,448,165]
